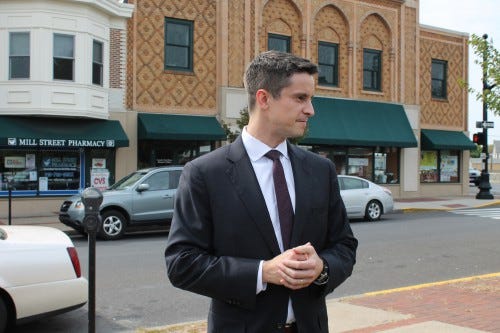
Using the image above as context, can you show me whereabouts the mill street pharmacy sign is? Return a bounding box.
[7,138,116,148]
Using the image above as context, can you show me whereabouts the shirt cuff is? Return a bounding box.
[256,260,267,294]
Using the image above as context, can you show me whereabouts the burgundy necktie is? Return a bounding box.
[265,150,294,250]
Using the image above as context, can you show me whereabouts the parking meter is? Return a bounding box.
[81,187,103,233]
[81,187,102,333]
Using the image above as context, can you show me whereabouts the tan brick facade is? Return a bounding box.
[126,0,217,115]
[419,28,469,130]
[125,0,467,126]
[121,0,470,198]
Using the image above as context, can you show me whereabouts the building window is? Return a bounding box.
[420,150,459,183]
[363,49,381,91]
[53,34,74,81]
[164,18,193,71]
[431,59,447,99]
[318,42,338,87]
[268,33,290,53]
[92,40,103,86]
[9,32,30,79]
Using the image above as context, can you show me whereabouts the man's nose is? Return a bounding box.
[304,100,315,116]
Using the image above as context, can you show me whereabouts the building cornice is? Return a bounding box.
[73,0,134,18]
[420,24,469,38]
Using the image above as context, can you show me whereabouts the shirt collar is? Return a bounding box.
[242,127,289,162]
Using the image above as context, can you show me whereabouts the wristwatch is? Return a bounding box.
[313,257,329,285]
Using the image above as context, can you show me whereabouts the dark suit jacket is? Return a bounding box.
[165,136,357,333]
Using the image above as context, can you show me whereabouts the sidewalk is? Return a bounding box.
[1,195,500,333]
[136,273,499,333]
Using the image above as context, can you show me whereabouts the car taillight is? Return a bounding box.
[381,187,392,196]
[67,247,82,278]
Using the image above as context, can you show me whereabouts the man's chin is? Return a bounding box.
[288,126,308,140]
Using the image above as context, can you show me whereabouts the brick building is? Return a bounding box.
[122,0,474,199]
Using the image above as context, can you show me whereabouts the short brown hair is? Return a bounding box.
[244,51,318,111]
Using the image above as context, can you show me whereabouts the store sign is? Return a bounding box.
[7,137,115,148]
[5,156,26,168]
[91,170,110,191]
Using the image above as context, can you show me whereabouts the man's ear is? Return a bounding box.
[255,89,270,110]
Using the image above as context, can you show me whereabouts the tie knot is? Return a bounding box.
[265,150,281,161]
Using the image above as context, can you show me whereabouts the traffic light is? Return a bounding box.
[472,132,485,145]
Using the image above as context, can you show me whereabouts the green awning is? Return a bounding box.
[421,129,476,150]
[0,116,129,148]
[138,113,226,140]
[300,97,418,147]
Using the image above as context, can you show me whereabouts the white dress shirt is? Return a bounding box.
[241,127,296,323]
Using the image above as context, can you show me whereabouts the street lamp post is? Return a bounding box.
[476,34,494,199]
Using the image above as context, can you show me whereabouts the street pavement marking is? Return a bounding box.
[451,208,500,219]
[363,272,500,297]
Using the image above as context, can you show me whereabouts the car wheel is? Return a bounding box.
[99,210,127,240]
[0,297,8,333]
[365,200,382,221]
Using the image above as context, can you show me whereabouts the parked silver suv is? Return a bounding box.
[59,166,183,240]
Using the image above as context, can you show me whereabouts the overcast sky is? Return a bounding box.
[419,0,500,142]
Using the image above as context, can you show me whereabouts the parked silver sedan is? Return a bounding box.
[338,175,394,221]
[0,226,87,332]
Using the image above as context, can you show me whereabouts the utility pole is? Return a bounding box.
[476,34,495,199]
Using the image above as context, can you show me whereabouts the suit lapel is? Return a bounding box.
[288,144,313,248]
[225,137,281,256]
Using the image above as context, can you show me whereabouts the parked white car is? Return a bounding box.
[0,226,88,332]
[338,175,394,221]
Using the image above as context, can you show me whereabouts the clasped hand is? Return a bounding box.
[262,242,323,290]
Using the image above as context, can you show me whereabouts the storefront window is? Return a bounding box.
[86,149,115,190]
[0,149,81,192]
[420,151,438,182]
[420,150,459,183]
[138,140,215,168]
[347,148,372,180]
[374,148,399,184]
[309,146,400,184]
[440,150,459,182]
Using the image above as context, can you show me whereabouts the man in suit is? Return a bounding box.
[165,51,357,333]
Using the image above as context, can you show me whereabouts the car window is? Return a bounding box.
[168,170,182,189]
[341,177,368,190]
[144,171,170,191]
[110,171,148,190]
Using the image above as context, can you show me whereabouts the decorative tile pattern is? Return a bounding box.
[404,6,417,104]
[123,0,467,133]
[260,0,302,55]
[126,0,217,114]
[358,13,392,102]
[312,4,349,97]
[419,30,467,129]
[228,1,246,87]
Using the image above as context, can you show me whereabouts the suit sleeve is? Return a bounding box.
[164,161,260,310]
[319,161,358,295]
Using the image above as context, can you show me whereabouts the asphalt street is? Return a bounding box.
[8,207,500,333]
